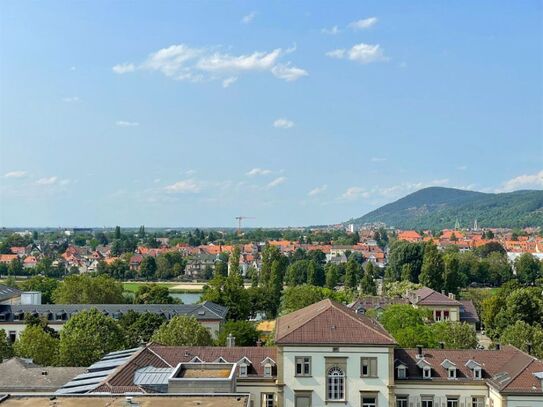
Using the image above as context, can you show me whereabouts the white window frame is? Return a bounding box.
[396,396,408,407]
[471,397,485,407]
[261,393,274,407]
[448,367,457,379]
[361,357,378,378]
[361,393,377,407]
[421,397,433,407]
[474,367,482,379]
[264,363,272,377]
[397,365,407,379]
[423,366,432,379]
[239,363,248,377]
[327,366,345,401]
[447,398,459,407]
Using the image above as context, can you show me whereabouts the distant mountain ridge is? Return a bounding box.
[347,187,543,229]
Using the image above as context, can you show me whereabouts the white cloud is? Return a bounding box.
[185,169,197,176]
[62,96,80,103]
[36,176,58,185]
[4,171,27,178]
[457,165,468,171]
[116,120,140,127]
[349,17,378,30]
[222,76,238,88]
[321,26,340,35]
[273,118,294,129]
[112,44,307,84]
[340,187,369,201]
[241,11,257,24]
[164,179,201,193]
[267,176,286,189]
[271,64,308,81]
[112,63,136,74]
[371,157,387,162]
[499,170,543,192]
[327,43,387,64]
[308,185,327,196]
[247,168,272,176]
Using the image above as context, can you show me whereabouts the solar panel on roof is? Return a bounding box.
[55,383,102,394]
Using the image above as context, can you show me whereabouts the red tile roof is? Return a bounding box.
[275,299,396,345]
[410,287,461,306]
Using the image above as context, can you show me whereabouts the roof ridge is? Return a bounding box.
[95,347,147,391]
[201,301,227,319]
[329,300,395,343]
[146,345,174,368]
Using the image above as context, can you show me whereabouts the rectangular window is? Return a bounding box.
[361,357,378,377]
[361,394,377,407]
[239,364,248,377]
[422,397,433,407]
[447,398,459,407]
[264,365,272,377]
[294,393,311,407]
[261,393,274,407]
[397,366,406,379]
[474,368,482,379]
[444,310,450,320]
[435,310,442,321]
[8,331,16,343]
[295,357,311,376]
[396,396,408,407]
[471,398,484,407]
[423,367,431,379]
[448,368,456,379]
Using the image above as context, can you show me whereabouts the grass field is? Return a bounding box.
[121,281,205,294]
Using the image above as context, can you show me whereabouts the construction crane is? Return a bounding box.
[235,216,255,234]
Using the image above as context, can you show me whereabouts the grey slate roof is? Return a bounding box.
[0,301,227,323]
[0,358,86,393]
[0,285,21,303]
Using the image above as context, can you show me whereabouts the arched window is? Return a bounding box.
[327,367,345,400]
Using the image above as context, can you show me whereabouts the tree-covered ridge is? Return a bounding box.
[349,187,543,229]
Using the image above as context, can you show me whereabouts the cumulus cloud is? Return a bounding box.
[247,168,272,176]
[321,26,340,35]
[498,170,543,192]
[112,44,307,84]
[308,185,327,196]
[241,11,257,24]
[36,176,58,185]
[116,120,140,127]
[267,177,287,188]
[271,64,308,81]
[4,171,27,178]
[273,118,294,129]
[326,43,387,64]
[349,17,378,30]
[112,63,136,74]
[164,179,201,193]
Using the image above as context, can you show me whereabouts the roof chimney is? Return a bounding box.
[527,342,533,355]
[416,345,423,359]
[439,342,445,349]
[226,333,236,348]
[495,343,501,351]
[441,290,446,295]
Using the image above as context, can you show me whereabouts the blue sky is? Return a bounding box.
[1,1,542,227]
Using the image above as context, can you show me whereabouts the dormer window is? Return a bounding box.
[448,367,457,379]
[441,359,457,380]
[474,367,482,379]
[189,356,203,363]
[239,363,248,377]
[423,367,432,379]
[397,365,407,379]
[465,359,482,380]
[264,363,272,377]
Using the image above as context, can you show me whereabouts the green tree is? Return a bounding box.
[500,321,543,358]
[217,321,260,346]
[515,253,541,285]
[214,253,229,278]
[279,285,349,315]
[360,262,377,295]
[119,311,166,347]
[228,246,241,275]
[259,245,282,287]
[419,243,444,291]
[344,257,361,290]
[431,322,478,349]
[110,239,122,257]
[53,274,125,304]
[19,276,59,304]
[0,329,13,360]
[383,280,422,297]
[380,305,430,337]
[201,272,251,321]
[114,226,122,239]
[133,284,180,304]
[151,315,212,346]
[285,260,310,287]
[8,258,24,276]
[14,325,59,366]
[139,256,157,280]
[58,309,126,366]
[387,241,425,282]
[442,254,464,295]
[306,260,325,287]
[325,263,339,289]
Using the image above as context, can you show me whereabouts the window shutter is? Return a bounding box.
[370,358,377,376]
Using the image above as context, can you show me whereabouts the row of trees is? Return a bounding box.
[385,240,542,293]
[0,309,263,367]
